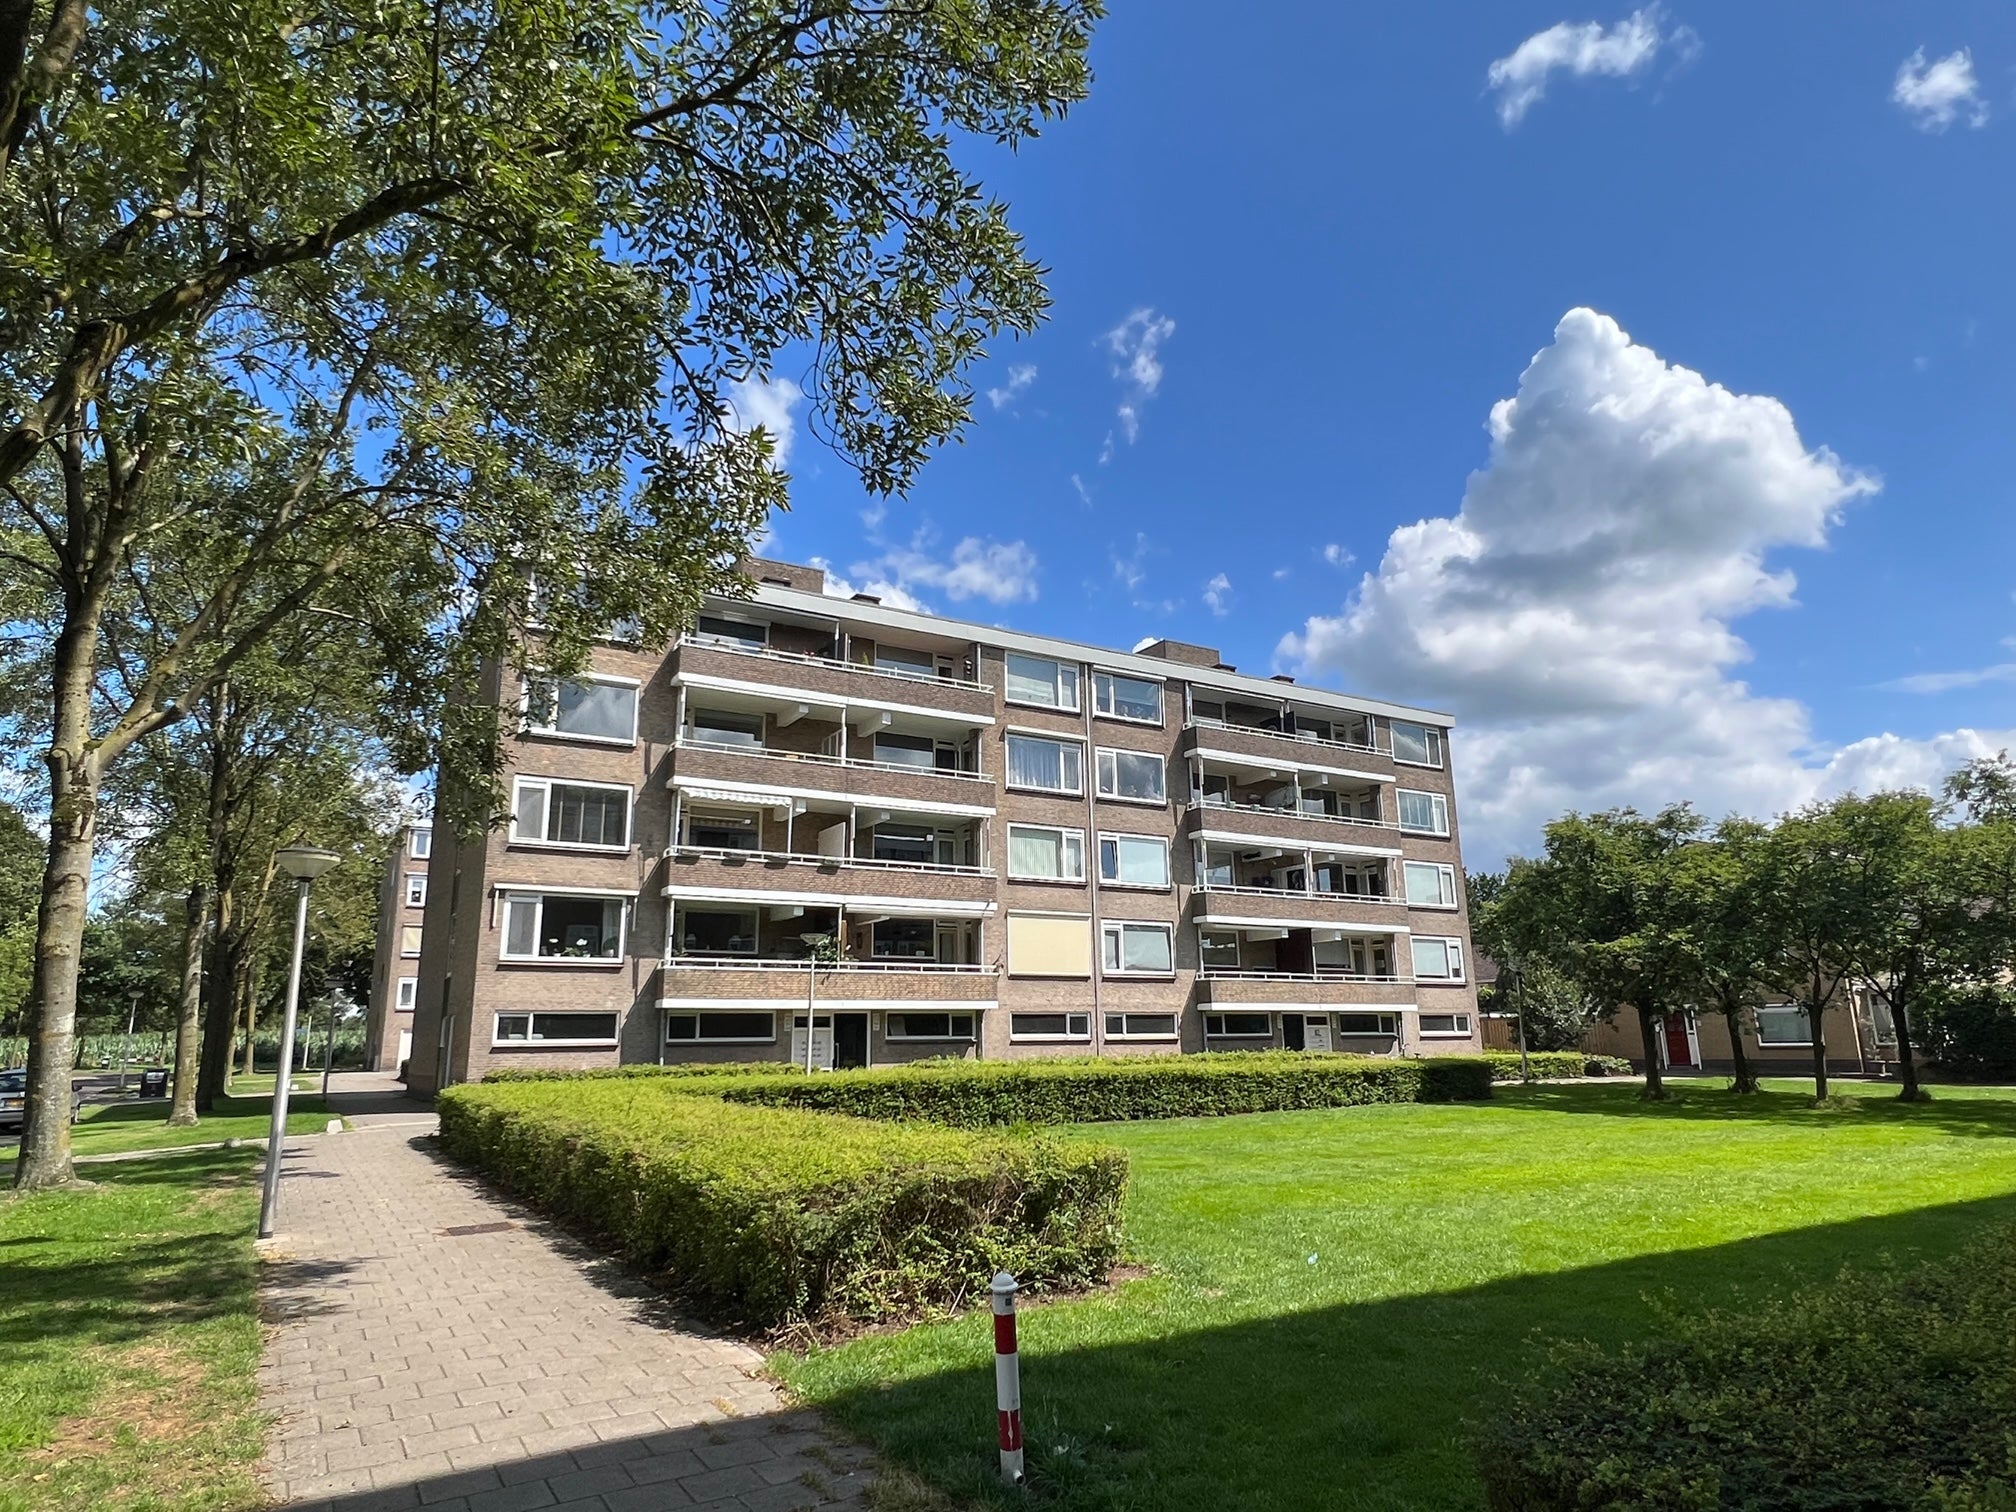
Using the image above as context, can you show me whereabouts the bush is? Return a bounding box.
[1473,1224,2016,1510]
[1922,989,2016,1081]
[481,1061,803,1084]
[719,1052,1494,1126]
[436,1077,1126,1328]
[1482,1051,1632,1082]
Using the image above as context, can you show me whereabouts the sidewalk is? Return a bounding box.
[258,1073,877,1511]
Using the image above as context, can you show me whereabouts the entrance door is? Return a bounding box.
[790,1014,835,1070]
[833,1013,869,1070]
[1663,1015,1695,1069]
[396,1029,413,1071]
[1305,1016,1334,1054]
[1282,1013,1306,1051]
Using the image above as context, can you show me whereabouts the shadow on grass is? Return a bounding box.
[799,1193,2016,1512]
[1489,1080,2016,1138]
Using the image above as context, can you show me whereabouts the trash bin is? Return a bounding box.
[139,1067,169,1098]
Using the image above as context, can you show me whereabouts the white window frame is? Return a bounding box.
[1397,789,1451,836]
[1403,861,1459,909]
[1095,747,1168,807]
[1097,832,1171,890]
[521,672,641,747]
[399,924,423,958]
[1103,1011,1179,1040]
[1412,935,1466,983]
[663,1010,777,1045]
[1416,1012,1473,1038]
[1009,1011,1092,1043]
[404,873,427,908]
[491,1010,622,1047]
[1753,1005,1813,1046]
[672,903,761,956]
[394,977,419,1012]
[408,828,432,860]
[1005,823,1086,883]
[1092,670,1163,726]
[1003,652,1080,712]
[1389,720,1445,769]
[1005,733,1085,796]
[1335,1011,1400,1036]
[1100,919,1176,978]
[1203,1012,1272,1038]
[498,890,630,967]
[885,1011,979,1042]
[509,775,633,853]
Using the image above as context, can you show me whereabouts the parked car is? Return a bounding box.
[0,1069,84,1132]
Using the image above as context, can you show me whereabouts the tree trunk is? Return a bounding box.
[1808,985,1829,1101]
[238,954,256,1078]
[1891,992,1923,1102]
[1636,1006,1666,1100]
[195,886,237,1109]
[1722,1004,1759,1094]
[166,882,207,1126]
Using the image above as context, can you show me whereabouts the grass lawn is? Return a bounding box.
[0,1148,267,1511]
[3,1080,334,1166]
[774,1078,2016,1512]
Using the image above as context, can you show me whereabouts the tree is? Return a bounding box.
[1469,868,1597,1052]
[1752,798,1874,1101]
[0,0,1098,1188]
[1663,820,1772,1095]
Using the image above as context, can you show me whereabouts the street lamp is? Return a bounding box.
[258,844,340,1240]
[119,988,141,1092]
[799,932,834,1074]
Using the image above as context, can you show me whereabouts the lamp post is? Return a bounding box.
[800,932,833,1074]
[258,844,340,1240]
[119,988,141,1092]
[1510,952,1532,1083]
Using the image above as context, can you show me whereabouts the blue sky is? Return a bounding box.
[749,1,2016,864]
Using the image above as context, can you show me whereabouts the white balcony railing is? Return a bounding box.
[665,844,994,878]
[1189,715,1385,758]
[662,955,996,975]
[680,636,993,693]
[1196,794,1401,830]
[1198,968,1413,984]
[674,738,993,785]
[1194,882,1405,904]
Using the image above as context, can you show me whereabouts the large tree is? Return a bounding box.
[1663,820,1772,1095]
[0,0,1097,1188]
[1753,798,1874,1101]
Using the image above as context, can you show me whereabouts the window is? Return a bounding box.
[1418,1013,1472,1037]
[1105,1012,1178,1039]
[1004,652,1079,710]
[872,731,936,769]
[1403,861,1458,908]
[1010,1012,1091,1041]
[1093,671,1162,724]
[1101,921,1174,976]
[1755,1006,1811,1045]
[676,907,758,955]
[684,808,759,851]
[1390,720,1445,768]
[1005,913,1092,977]
[873,643,935,679]
[1006,734,1084,795]
[525,676,638,743]
[1204,1012,1271,1038]
[665,1011,775,1043]
[1007,825,1085,882]
[511,778,630,850]
[871,918,935,960]
[1397,789,1450,835]
[689,707,764,749]
[1096,749,1167,805]
[493,1011,620,1045]
[1336,1012,1399,1036]
[409,828,432,859]
[404,873,427,907]
[400,925,423,957]
[500,892,627,962]
[1412,936,1465,982]
[869,824,934,866]
[1199,929,1241,969]
[1098,833,1170,888]
[887,1012,977,1040]
[693,614,767,651]
[395,978,418,1012]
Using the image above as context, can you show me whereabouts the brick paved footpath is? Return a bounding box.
[257,1075,879,1512]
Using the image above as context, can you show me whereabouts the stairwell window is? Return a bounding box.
[1096,748,1166,805]
[1007,824,1085,882]
[523,674,639,745]
[1004,653,1079,711]
[511,778,631,851]
[1389,721,1444,768]
[408,828,432,859]
[1007,734,1084,795]
[404,874,427,907]
[395,978,418,1012]
[1397,789,1450,836]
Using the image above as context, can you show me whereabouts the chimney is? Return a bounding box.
[738,555,828,593]
[1136,638,1223,668]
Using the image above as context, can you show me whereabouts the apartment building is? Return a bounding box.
[361,820,431,1073]
[404,558,1477,1092]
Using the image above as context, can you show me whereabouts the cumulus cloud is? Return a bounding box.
[1485,6,1688,128]
[722,375,805,465]
[1881,662,2016,695]
[1204,572,1233,617]
[1101,309,1176,458]
[838,533,1039,610]
[1277,308,2012,863]
[813,559,932,615]
[1893,47,1988,132]
[987,363,1038,410]
[1322,543,1354,567]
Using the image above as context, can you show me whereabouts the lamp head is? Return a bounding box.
[276,844,341,882]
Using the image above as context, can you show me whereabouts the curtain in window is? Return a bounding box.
[1008,735,1075,790]
[1010,827,1065,877]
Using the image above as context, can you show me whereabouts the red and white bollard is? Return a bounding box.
[990,1270,1025,1485]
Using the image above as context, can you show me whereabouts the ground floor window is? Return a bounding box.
[664,1011,775,1043]
[1755,1005,1811,1045]
[1010,1011,1091,1041]
[1104,1012,1177,1039]
[1336,1011,1400,1035]
[1203,1012,1272,1038]
[493,1011,620,1045]
[886,1012,977,1040]
[1417,1013,1471,1037]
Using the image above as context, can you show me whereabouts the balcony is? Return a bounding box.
[1196,973,1417,1008]
[671,740,996,814]
[1184,717,1392,770]
[674,638,995,722]
[657,957,999,1005]
[1190,884,1405,930]
[1185,801,1400,849]
[662,846,997,908]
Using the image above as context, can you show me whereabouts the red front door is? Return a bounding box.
[1664,1016,1694,1068]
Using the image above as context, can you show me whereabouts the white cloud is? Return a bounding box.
[1111,533,1150,593]
[722,375,805,466]
[1321,543,1354,567]
[1101,309,1176,456]
[1273,566,1292,581]
[1893,47,1988,132]
[987,363,1038,410]
[842,533,1040,609]
[1204,573,1233,617]
[1485,7,1684,128]
[1881,662,2016,695]
[1276,308,2013,863]
[1070,473,1093,507]
[860,502,887,530]
[812,558,932,615]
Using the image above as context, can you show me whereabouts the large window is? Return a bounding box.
[1104,1012,1177,1039]
[1755,1006,1811,1045]
[1008,824,1085,882]
[675,906,758,955]
[683,808,759,851]
[1199,929,1241,969]
[1096,748,1167,805]
[1417,1013,1472,1037]
[1203,1012,1271,1038]
[1397,789,1450,835]
[872,731,937,770]
[1006,734,1084,795]
[869,824,934,866]
[525,676,638,744]
[1101,920,1174,976]
[1411,936,1465,982]
[1093,671,1162,724]
[1098,833,1170,888]
[872,918,935,960]
[493,1011,620,1045]
[1403,861,1459,908]
[665,1011,775,1043]
[693,614,767,651]
[887,1012,977,1041]
[873,643,935,679]
[688,707,764,749]
[1390,720,1445,768]
[500,892,627,962]
[1337,1012,1400,1036]
[1004,652,1079,710]
[511,778,630,850]
[1010,1011,1090,1041]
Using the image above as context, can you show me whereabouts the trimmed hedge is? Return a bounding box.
[720,1052,1494,1126]
[481,1061,803,1084]
[436,1077,1125,1328]
[1482,1051,1633,1082]
[1473,1224,2016,1510]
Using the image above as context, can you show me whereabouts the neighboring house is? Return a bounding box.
[1579,986,1902,1076]
[362,819,431,1075]
[403,556,1480,1091]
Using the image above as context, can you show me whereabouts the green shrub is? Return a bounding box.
[481,1060,802,1084]
[719,1052,1493,1126]
[1473,1224,2016,1510]
[436,1078,1126,1328]
[1481,1051,1633,1082]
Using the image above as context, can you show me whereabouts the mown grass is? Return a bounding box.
[774,1078,2016,1512]
[3,1082,333,1166]
[0,1149,267,1512]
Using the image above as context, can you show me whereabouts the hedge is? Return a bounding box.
[1481,1051,1633,1082]
[436,1077,1126,1328]
[719,1052,1494,1126]
[481,1061,803,1084]
[1473,1224,2016,1510]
